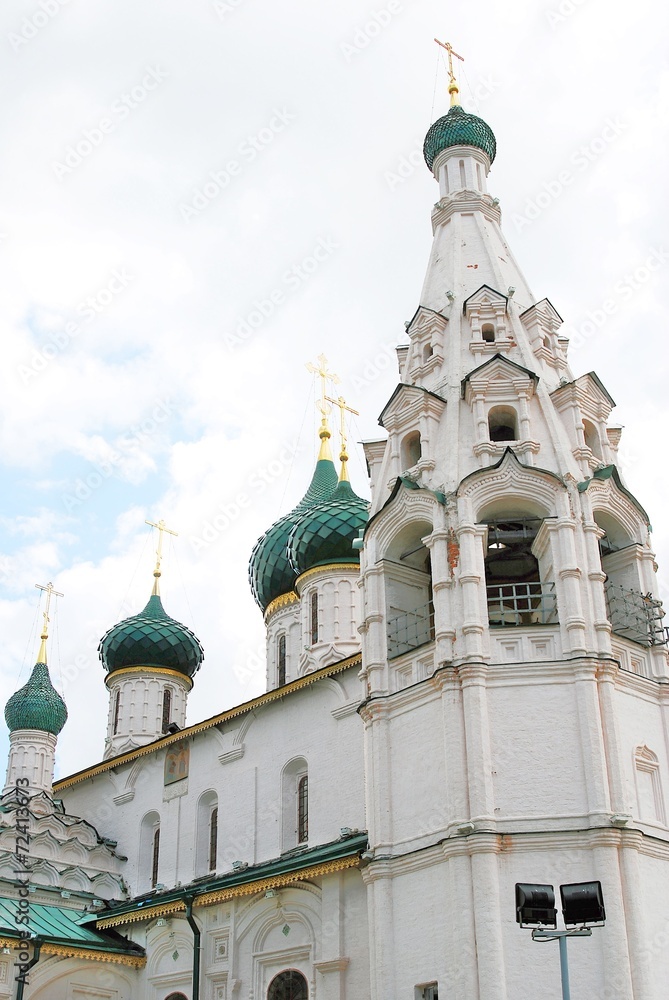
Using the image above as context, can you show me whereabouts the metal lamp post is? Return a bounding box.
[515,881,606,1000]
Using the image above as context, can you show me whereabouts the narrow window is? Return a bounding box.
[310,591,318,645]
[481,323,495,342]
[151,827,160,888]
[162,689,172,733]
[112,690,121,735]
[459,158,466,187]
[419,986,439,1000]
[297,775,308,843]
[401,430,422,469]
[278,634,286,686]
[209,806,218,872]
[476,162,482,189]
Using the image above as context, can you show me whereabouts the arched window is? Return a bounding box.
[281,758,308,851]
[401,430,422,469]
[278,634,286,686]
[583,418,601,460]
[635,746,666,824]
[481,323,495,343]
[385,520,434,658]
[161,689,172,733]
[297,775,308,844]
[151,827,160,888]
[488,405,518,442]
[112,690,121,735]
[195,790,218,876]
[310,591,319,645]
[140,811,161,892]
[484,514,557,627]
[209,806,218,871]
[268,969,309,1000]
[423,343,433,363]
[165,994,189,1000]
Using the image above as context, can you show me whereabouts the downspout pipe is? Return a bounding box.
[15,936,41,1000]
[184,897,201,1000]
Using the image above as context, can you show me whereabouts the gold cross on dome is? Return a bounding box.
[434,38,464,105]
[306,354,340,421]
[35,581,64,662]
[145,518,178,593]
[325,393,359,461]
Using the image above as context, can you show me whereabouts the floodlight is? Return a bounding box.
[560,881,605,926]
[515,883,557,928]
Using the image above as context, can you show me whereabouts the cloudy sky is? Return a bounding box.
[1,0,667,778]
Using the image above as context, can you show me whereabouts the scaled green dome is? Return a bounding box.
[287,479,369,576]
[423,104,496,171]
[99,594,204,678]
[5,662,68,736]
[249,456,339,611]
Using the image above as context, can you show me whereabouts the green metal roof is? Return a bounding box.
[287,479,369,575]
[99,594,204,678]
[248,457,339,610]
[0,898,144,958]
[5,663,67,736]
[423,104,497,170]
[96,832,368,923]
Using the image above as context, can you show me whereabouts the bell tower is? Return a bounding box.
[359,46,669,1000]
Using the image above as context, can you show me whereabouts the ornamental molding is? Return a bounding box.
[0,935,145,967]
[431,193,501,230]
[457,448,565,519]
[96,855,362,928]
[104,665,193,690]
[263,591,299,623]
[55,656,362,791]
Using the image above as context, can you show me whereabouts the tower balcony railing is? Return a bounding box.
[605,582,668,647]
[487,582,558,628]
[387,601,435,660]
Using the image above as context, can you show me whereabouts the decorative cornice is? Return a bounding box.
[263,591,299,623]
[55,655,362,790]
[104,665,193,690]
[96,854,362,928]
[295,563,360,590]
[0,935,145,967]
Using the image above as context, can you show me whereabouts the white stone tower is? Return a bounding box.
[99,521,204,758]
[357,55,669,1000]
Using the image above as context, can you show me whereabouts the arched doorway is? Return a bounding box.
[267,969,309,999]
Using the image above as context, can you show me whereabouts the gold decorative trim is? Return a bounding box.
[104,666,193,690]
[264,591,299,622]
[96,898,186,928]
[0,936,145,967]
[196,854,361,907]
[296,563,360,591]
[95,854,361,928]
[54,654,362,791]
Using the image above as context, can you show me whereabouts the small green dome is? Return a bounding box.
[5,663,68,736]
[287,479,369,576]
[423,104,496,171]
[249,457,339,611]
[99,594,204,678]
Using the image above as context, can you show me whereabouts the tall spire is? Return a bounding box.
[306,354,340,461]
[434,38,464,107]
[34,581,63,664]
[326,393,359,483]
[145,518,178,596]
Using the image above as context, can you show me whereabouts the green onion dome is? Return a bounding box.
[98,594,204,679]
[249,456,339,611]
[5,662,68,736]
[423,104,496,171]
[287,478,369,576]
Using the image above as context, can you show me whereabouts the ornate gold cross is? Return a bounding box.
[434,38,464,105]
[145,518,178,589]
[35,581,64,662]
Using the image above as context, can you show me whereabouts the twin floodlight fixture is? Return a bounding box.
[516,881,606,929]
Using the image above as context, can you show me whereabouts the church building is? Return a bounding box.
[0,55,667,1000]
